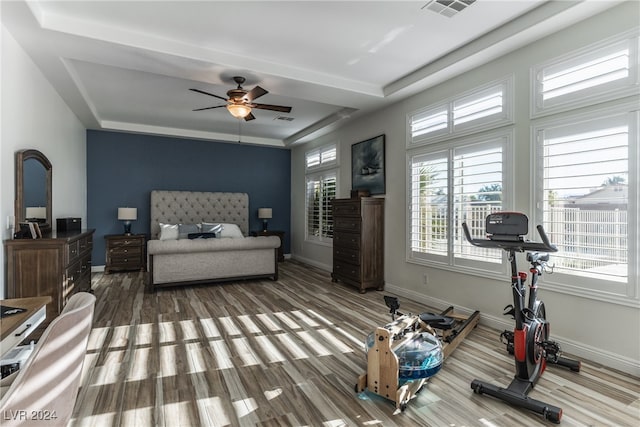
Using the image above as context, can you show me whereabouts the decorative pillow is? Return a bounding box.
[188,232,216,239]
[178,223,200,239]
[201,222,223,234]
[159,223,179,240]
[220,223,244,238]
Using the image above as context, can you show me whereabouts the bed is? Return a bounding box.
[147,190,281,288]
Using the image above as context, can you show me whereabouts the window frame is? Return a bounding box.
[531,102,639,304]
[407,129,514,277]
[408,75,514,148]
[531,29,640,118]
[305,143,339,245]
[305,143,338,172]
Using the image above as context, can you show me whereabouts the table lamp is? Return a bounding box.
[258,208,272,231]
[118,207,137,235]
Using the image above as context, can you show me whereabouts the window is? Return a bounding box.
[532,30,639,117]
[409,133,511,273]
[533,107,638,298]
[305,144,338,243]
[531,29,639,302]
[409,76,513,146]
[305,144,337,171]
[306,172,336,243]
[410,104,449,142]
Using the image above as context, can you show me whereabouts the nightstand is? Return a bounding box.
[251,230,285,262]
[104,234,146,274]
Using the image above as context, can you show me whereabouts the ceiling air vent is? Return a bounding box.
[422,0,476,17]
[275,116,295,122]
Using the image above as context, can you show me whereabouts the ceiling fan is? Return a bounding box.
[190,76,292,121]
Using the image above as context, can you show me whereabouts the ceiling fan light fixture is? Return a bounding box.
[227,103,252,119]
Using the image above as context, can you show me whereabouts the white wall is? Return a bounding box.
[1,25,87,299]
[291,3,640,375]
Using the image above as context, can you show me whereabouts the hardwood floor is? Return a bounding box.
[71,260,639,426]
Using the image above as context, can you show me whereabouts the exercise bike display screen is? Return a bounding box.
[486,212,528,238]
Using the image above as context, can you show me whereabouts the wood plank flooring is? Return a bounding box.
[71,260,640,426]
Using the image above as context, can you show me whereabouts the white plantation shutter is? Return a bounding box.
[542,48,630,100]
[533,33,639,116]
[453,87,504,127]
[409,77,512,146]
[410,105,449,143]
[409,135,508,272]
[306,178,320,238]
[409,152,449,259]
[306,172,336,242]
[321,146,337,165]
[306,151,320,169]
[306,144,337,171]
[535,112,633,294]
[305,143,338,243]
[530,30,639,301]
[452,142,504,265]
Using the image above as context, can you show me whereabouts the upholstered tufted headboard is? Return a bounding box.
[150,190,249,239]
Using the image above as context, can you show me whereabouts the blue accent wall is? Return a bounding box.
[87,130,291,267]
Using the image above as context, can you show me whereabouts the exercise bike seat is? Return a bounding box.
[419,313,455,330]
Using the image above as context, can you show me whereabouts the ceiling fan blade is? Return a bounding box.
[244,112,256,121]
[251,103,292,113]
[190,88,227,101]
[244,85,268,102]
[192,105,226,111]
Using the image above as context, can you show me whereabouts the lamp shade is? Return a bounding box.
[258,208,272,219]
[117,207,137,221]
[26,206,46,219]
[227,103,252,119]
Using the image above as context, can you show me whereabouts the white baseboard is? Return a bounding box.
[383,281,477,316]
[384,281,640,377]
[289,255,331,272]
[91,265,105,273]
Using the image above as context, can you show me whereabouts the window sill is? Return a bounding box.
[405,257,639,308]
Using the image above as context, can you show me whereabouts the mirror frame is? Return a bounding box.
[15,149,52,234]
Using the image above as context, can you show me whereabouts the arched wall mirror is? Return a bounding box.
[15,149,52,234]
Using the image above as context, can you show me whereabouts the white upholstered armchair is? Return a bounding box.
[0,292,96,426]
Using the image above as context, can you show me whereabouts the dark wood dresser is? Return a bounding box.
[104,234,146,273]
[331,197,384,293]
[4,229,94,335]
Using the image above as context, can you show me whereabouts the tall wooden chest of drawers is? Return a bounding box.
[331,197,384,293]
[4,229,94,335]
[104,234,146,274]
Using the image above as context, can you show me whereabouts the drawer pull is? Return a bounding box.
[15,324,32,337]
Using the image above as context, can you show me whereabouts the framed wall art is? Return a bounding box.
[351,134,385,195]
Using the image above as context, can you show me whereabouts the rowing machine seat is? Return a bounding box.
[419,313,455,330]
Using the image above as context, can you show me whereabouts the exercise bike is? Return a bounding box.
[462,212,580,423]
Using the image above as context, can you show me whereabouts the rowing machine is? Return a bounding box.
[356,296,480,411]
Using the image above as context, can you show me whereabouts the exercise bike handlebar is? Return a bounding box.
[461,222,557,253]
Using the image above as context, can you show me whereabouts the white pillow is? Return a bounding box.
[220,223,244,238]
[159,223,179,240]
